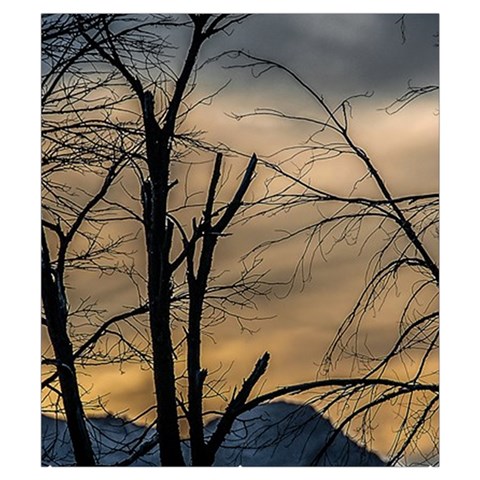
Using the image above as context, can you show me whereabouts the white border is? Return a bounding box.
[21,0,447,14]
[1,1,477,478]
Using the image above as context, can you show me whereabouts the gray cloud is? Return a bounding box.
[206,14,439,102]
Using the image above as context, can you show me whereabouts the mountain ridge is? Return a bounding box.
[42,400,385,466]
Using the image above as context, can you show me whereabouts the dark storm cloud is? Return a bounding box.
[212,14,439,101]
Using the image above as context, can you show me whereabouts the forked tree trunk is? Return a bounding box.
[139,22,208,467]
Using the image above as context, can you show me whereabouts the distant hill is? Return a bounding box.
[42,401,385,466]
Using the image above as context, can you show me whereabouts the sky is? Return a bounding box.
[39,12,440,464]
[205,14,439,98]
[2,2,478,478]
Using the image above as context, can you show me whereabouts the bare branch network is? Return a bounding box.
[41,14,438,467]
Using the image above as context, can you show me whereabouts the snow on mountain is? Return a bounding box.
[42,412,159,466]
[42,401,384,466]
[205,401,384,466]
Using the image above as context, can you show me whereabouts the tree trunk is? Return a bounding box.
[142,113,185,465]
[147,225,185,466]
[187,282,208,465]
[139,23,220,466]
[42,233,96,466]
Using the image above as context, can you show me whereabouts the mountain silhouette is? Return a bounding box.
[42,401,384,466]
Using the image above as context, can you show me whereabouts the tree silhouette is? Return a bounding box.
[41,14,439,466]
[229,50,439,465]
[42,13,272,466]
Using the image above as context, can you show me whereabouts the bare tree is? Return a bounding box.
[41,14,128,465]
[226,50,439,465]
[42,13,274,467]
[42,14,438,467]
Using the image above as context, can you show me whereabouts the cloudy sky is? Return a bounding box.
[47,12,438,457]
[38,11,440,467]
[208,14,438,97]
